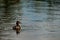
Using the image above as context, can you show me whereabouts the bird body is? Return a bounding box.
[13,21,21,34]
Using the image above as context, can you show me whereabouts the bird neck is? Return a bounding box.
[16,24,19,26]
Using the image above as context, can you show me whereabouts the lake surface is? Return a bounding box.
[0,0,60,40]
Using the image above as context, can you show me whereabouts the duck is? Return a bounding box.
[13,21,21,34]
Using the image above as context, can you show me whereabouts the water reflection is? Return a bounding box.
[0,0,22,40]
[0,0,22,23]
[0,0,60,40]
[47,0,54,22]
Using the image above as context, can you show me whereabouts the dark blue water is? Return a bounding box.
[0,0,60,40]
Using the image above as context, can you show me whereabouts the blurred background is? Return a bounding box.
[0,0,60,40]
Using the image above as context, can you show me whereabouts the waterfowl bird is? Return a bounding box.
[13,21,21,34]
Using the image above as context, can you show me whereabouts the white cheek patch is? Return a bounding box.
[19,24,21,26]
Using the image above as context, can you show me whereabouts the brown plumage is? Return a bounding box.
[13,21,21,34]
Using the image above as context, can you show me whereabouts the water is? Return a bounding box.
[0,0,60,40]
